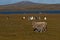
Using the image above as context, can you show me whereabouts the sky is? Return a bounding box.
[0,0,60,5]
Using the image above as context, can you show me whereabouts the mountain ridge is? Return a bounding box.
[0,1,60,10]
[0,1,42,6]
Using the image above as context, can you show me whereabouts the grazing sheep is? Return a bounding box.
[44,17,47,20]
[22,16,26,19]
[32,22,47,32]
[28,16,35,20]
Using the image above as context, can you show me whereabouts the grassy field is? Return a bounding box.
[0,14,59,40]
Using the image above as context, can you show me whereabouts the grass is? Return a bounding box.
[0,14,59,40]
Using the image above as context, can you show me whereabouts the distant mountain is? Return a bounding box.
[0,1,43,11]
[0,1,60,11]
[1,1,41,6]
[14,1,40,5]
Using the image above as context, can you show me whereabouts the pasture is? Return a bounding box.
[0,14,59,40]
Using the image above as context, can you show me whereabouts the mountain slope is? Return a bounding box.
[0,1,60,11]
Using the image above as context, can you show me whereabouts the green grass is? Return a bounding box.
[0,14,59,40]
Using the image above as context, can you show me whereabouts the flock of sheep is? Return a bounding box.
[22,16,47,33]
[22,16,47,21]
[6,16,47,33]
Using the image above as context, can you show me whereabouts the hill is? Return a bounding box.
[0,1,60,11]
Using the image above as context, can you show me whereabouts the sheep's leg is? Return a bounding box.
[34,28,37,31]
[43,27,47,32]
[40,27,43,33]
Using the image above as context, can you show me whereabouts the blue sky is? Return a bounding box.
[0,0,60,5]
